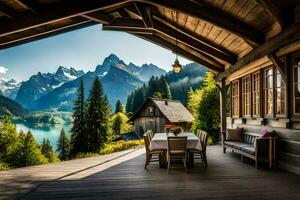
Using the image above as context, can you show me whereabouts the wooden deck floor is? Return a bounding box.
[1,145,300,200]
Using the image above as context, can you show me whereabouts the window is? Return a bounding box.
[275,70,285,116]
[264,67,273,116]
[242,76,251,116]
[252,72,260,116]
[231,80,239,117]
[293,60,300,114]
[147,107,154,116]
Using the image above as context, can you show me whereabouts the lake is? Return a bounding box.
[15,123,72,151]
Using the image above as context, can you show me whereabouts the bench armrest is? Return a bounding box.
[255,137,277,158]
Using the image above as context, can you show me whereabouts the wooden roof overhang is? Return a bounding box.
[1,0,300,79]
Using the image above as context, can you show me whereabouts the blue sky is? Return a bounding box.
[0,24,190,81]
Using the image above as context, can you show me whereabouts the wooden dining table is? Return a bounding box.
[149,132,202,167]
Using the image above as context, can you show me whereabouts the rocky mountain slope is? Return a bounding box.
[15,66,84,108]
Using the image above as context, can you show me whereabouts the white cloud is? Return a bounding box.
[0,66,8,74]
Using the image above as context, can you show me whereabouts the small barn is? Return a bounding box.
[129,98,194,134]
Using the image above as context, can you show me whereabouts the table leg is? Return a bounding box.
[159,150,167,168]
[188,152,194,167]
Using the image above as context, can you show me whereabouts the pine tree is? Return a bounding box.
[186,87,194,111]
[70,79,87,157]
[115,100,123,114]
[86,78,111,152]
[192,72,220,143]
[14,131,48,167]
[57,128,70,160]
[126,92,133,113]
[112,113,122,137]
[41,138,59,163]
[160,77,172,99]
[131,87,146,113]
[147,76,157,97]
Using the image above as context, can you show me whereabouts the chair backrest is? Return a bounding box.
[199,131,208,152]
[147,130,154,140]
[195,130,201,138]
[143,134,150,154]
[167,136,187,154]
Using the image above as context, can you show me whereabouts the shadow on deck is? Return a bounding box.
[2,145,300,200]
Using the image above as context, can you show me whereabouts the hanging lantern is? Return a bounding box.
[172,10,181,74]
[172,58,182,73]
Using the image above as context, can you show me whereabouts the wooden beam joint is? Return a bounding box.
[268,53,287,83]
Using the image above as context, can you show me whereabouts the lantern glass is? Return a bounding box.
[172,58,182,73]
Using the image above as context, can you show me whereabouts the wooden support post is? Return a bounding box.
[268,53,287,84]
[269,139,272,168]
[218,79,229,135]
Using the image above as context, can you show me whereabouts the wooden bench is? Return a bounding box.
[221,131,277,168]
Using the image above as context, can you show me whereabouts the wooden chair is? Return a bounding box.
[167,136,188,174]
[195,130,201,138]
[147,130,154,141]
[189,131,208,168]
[143,133,163,169]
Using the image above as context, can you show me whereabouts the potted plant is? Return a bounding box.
[170,126,183,136]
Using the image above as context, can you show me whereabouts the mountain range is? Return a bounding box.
[0,78,21,99]
[1,54,167,111]
[15,67,85,108]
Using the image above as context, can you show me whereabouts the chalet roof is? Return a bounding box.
[0,0,300,79]
[130,98,193,123]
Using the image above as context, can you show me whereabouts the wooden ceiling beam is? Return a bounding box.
[13,0,38,13]
[216,22,300,81]
[136,0,265,46]
[102,25,154,34]
[152,18,237,64]
[103,18,145,29]
[0,2,19,18]
[133,33,224,73]
[0,20,96,50]
[103,22,224,68]
[103,18,236,64]
[152,14,237,60]
[254,0,293,28]
[135,2,152,27]
[117,8,131,18]
[0,0,130,37]
[125,5,237,62]
[81,11,113,24]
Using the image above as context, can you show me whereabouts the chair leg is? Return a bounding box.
[167,156,170,174]
[145,154,150,169]
[183,158,187,173]
[204,155,208,168]
[255,160,258,169]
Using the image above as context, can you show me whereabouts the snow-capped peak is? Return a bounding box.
[55,66,84,80]
[0,78,21,99]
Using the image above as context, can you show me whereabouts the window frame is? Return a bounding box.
[242,75,251,117]
[275,69,286,117]
[231,80,240,118]
[292,55,300,116]
[263,66,274,118]
[252,71,261,118]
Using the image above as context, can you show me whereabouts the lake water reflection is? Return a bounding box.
[15,123,72,151]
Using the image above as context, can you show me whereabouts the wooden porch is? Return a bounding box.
[1,145,299,200]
